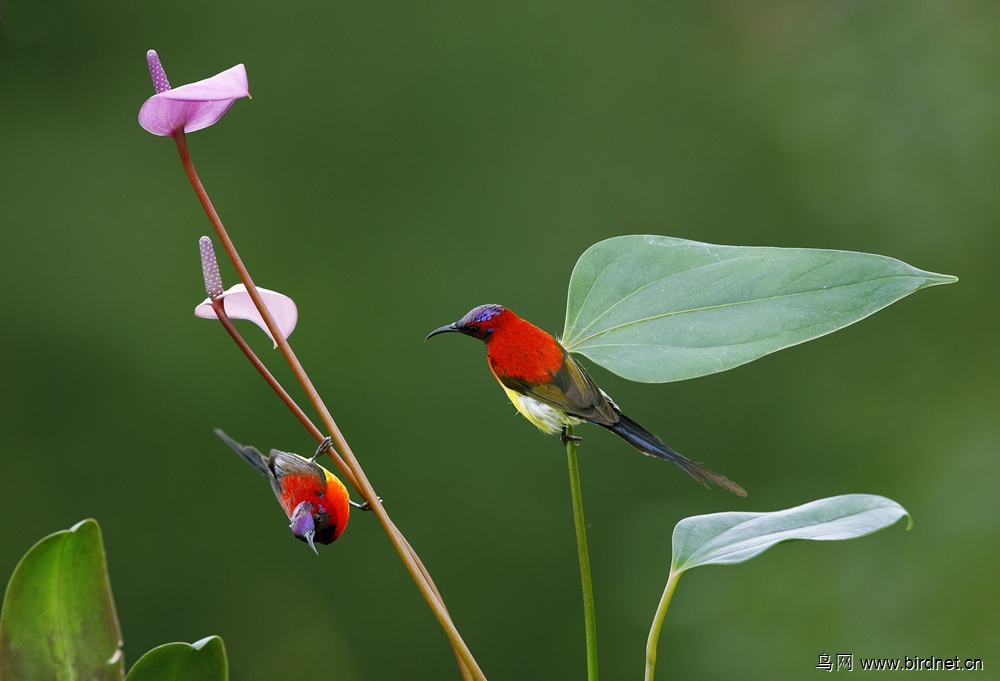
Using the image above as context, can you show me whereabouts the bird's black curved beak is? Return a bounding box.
[425,322,459,341]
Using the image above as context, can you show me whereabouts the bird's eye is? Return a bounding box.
[467,325,480,333]
[313,514,322,523]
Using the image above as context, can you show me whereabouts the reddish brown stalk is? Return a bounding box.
[209,299,358,488]
[211,300,470,660]
[210,300,472,680]
[178,132,480,681]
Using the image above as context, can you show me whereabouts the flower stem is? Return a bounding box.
[565,425,598,681]
[176,132,482,681]
[209,300,358,487]
[644,568,682,681]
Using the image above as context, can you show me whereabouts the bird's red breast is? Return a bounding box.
[485,310,565,384]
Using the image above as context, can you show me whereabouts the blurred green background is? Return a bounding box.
[1,2,997,679]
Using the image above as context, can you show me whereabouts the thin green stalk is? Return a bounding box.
[565,425,598,681]
[644,568,682,681]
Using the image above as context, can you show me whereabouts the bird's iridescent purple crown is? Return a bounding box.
[462,304,505,325]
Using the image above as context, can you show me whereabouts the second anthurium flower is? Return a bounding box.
[195,284,298,347]
[195,237,297,346]
[139,50,250,136]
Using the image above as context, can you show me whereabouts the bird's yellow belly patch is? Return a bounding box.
[500,384,583,435]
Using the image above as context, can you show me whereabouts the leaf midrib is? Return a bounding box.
[565,273,926,349]
[56,534,76,681]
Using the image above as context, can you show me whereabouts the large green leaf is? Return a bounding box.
[0,519,124,681]
[124,637,228,681]
[562,235,956,382]
[671,494,910,573]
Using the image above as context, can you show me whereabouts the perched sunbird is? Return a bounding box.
[216,429,355,552]
[426,304,746,496]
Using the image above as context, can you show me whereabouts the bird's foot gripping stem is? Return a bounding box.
[310,436,334,462]
[350,497,380,512]
[560,427,583,447]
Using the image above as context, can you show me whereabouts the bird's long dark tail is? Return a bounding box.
[604,414,747,496]
[215,428,270,477]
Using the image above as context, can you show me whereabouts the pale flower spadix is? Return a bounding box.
[195,284,297,347]
[139,50,249,136]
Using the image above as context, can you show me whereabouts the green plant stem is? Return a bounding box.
[565,426,598,681]
[175,132,481,681]
[644,568,682,681]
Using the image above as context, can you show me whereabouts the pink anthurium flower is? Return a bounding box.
[195,284,298,347]
[139,50,250,136]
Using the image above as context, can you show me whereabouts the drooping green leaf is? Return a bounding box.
[645,496,910,681]
[124,637,228,681]
[671,494,910,573]
[562,235,956,382]
[0,519,124,681]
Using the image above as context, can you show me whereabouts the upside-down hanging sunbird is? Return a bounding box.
[426,304,746,496]
[216,429,354,552]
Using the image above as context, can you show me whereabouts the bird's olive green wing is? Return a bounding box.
[498,351,619,425]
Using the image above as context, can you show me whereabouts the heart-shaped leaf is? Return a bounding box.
[124,636,228,681]
[562,235,956,382]
[671,494,910,573]
[0,519,124,681]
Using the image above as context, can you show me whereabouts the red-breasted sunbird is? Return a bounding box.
[216,429,352,552]
[427,304,746,496]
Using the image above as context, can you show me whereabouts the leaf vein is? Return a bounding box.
[569,273,922,347]
[564,246,642,344]
[568,255,744,344]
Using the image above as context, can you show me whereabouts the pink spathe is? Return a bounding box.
[139,50,250,136]
[195,284,297,347]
